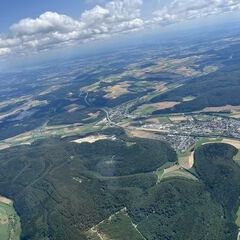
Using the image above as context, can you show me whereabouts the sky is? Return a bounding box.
[0,0,240,62]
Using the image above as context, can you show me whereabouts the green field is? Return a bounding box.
[155,162,175,182]
[133,105,157,116]
[234,150,240,163]
[0,201,21,240]
[158,116,170,123]
[87,209,145,240]
[235,206,240,227]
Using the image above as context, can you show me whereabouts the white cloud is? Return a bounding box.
[0,48,11,56]
[0,0,239,58]
[152,0,240,25]
[0,0,144,57]
[10,12,82,35]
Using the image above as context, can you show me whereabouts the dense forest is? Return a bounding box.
[0,130,239,240]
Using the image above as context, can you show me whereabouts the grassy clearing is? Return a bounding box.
[155,162,175,182]
[161,169,198,181]
[234,150,240,161]
[158,116,170,123]
[156,161,198,182]
[86,209,145,240]
[236,206,240,228]
[0,205,8,240]
[0,200,21,240]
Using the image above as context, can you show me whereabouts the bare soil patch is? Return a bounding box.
[72,135,116,144]
[104,82,130,99]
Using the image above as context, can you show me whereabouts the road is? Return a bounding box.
[102,108,119,127]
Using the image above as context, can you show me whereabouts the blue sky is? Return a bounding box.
[0,0,240,60]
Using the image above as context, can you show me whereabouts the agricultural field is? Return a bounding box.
[0,197,21,240]
[0,22,240,240]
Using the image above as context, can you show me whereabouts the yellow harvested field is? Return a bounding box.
[127,129,159,140]
[202,138,240,149]
[137,101,180,112]
[179,152,194,170]
[232,114,240,119]
[221,139,240,149]
[148,101,180,110]
[202,105,240,113]
[104,82,130,99]
[0,196,12,205]
[169,115,187,122]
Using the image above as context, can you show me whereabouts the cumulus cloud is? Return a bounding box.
[0,0,144,57]
[152,0,240,25]
[0,0,239,58]
[0,48,11,56]
[10,12,82,35]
